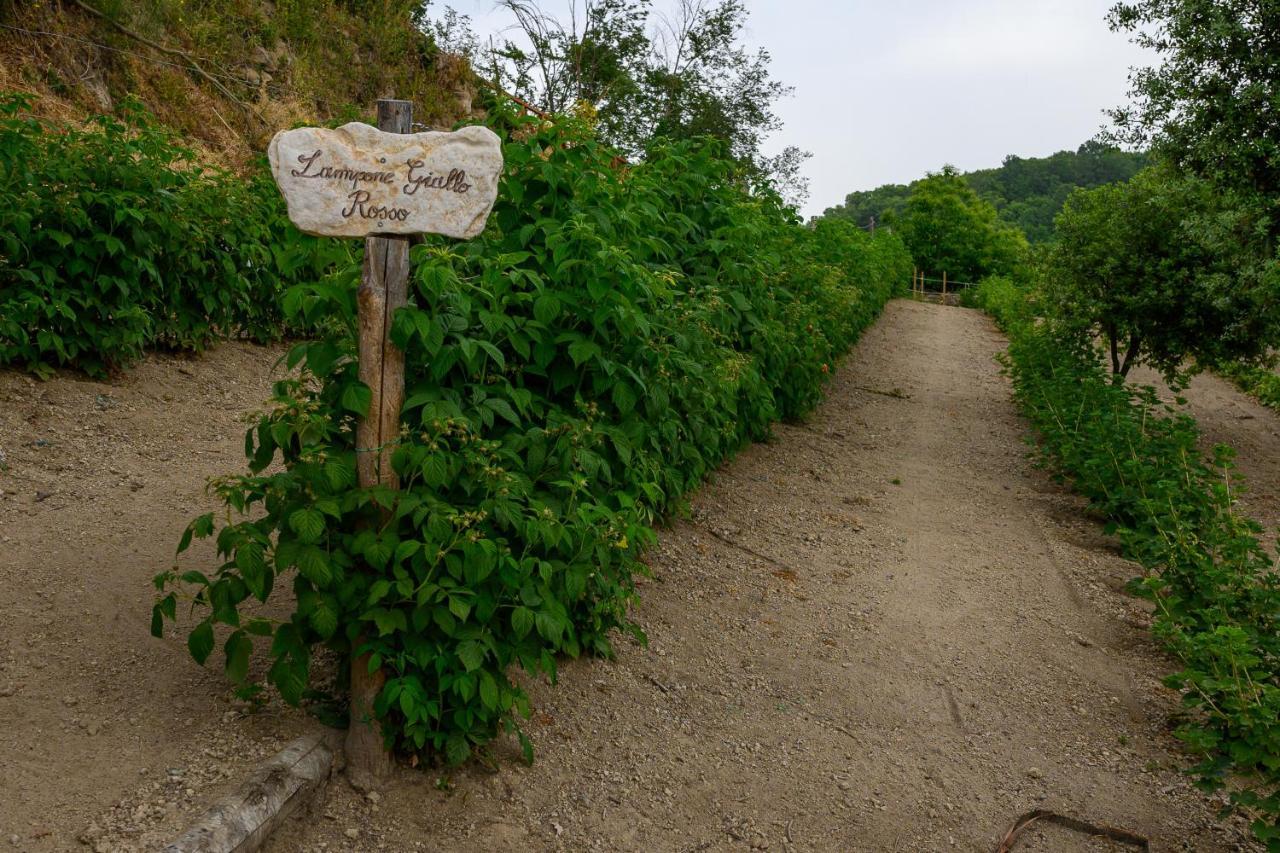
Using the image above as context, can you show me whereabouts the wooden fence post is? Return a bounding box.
[942,271,948,300]
[346,97,412,791]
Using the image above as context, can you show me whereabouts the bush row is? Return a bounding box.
[0,93,345,377]
[973,276,1280,845]
[1217,360,1280,414]
[154,108,912,764]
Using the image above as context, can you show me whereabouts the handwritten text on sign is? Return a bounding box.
[267,123,503,239]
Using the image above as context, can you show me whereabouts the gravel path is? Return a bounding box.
[0,301,1261,851]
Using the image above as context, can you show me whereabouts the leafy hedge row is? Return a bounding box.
[1217,360,1280,414]
[154,108,911,764]
[0,93,345,377]
[973,277,1280,846]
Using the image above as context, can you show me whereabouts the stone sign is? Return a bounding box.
[267,122,503,239]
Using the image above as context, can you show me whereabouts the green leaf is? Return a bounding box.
[478,671,499,710]
[295,545,332,587]
[289,509,326,544]
[567,339,601,366]
[188,620,214,665]
[310,601,338,639]
[341,382,372,416]
[445,734,470,766]
[611,381,636,414]
[511,606,534,639]
[533,293,560,324]
[224,630,252,683]
[483,397,520,426]
[457,640,485,672]
[421,453,448,488]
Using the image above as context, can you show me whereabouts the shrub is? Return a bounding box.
[153,109,911,764]
[981,284,1280,846]
[0,93,345,377]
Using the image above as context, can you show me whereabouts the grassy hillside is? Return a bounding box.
[824,143,1146,242]
[0,0,477,168]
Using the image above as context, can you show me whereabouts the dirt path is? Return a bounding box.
[0,343,315,852]
[264,301,1255,852]
[0,303,1260,851]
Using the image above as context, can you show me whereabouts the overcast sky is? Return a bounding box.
[449,0,1154,218]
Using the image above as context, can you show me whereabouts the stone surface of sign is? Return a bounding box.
[267,122,503,239]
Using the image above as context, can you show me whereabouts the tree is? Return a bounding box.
[1046,168,1280,379]
[480,0,801,200]
[822,145,1146,241]
[1108,0,1280,244]
[897,166,1027,283]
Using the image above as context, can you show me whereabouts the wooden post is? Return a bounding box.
[942,271,948,300]
[346,98,412,791]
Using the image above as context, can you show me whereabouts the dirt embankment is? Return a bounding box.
[0,302,1266,851]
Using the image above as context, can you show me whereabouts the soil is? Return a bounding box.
[0,301,1267,852]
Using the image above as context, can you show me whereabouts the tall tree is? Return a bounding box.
[481,0,804,204]
[1047,168,1280,379]
[1108,0,1280,242]
[897,166,1027,283]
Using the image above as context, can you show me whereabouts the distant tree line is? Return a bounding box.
[823,143,1147,243]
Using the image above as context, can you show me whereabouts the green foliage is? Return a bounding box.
[1108,0,1280,239]
[896,166,1027,284]
[1217,361,1280,414]
[958,275,1030,323]
[823,143,1147,242]
[978,283,1280,848]
[153,108,911,764]
[0,92,347,377]
[1044,166,1280,381]
[483,0,804,203]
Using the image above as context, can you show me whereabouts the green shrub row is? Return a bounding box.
[153,107,912,764]
[0,93,346,377]
[1217,360,1280,414]
[976,278,1280,846]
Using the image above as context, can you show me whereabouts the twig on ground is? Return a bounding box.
[995,809,1149,852]
[853,385,911,399]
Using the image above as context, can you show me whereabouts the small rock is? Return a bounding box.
[364,791,381,804]
[1026,767,1043,779]
[35,490,52,503]
[9,834,20,847]
[87,721,101,736]
[344,828,360,840]
[250,45,272,66]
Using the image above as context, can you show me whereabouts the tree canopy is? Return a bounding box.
[1108,0,1280,243]
[1045,168,1280,380]
[823,144,1146,242]
[477,0,807,205]
[896,166,1027,283]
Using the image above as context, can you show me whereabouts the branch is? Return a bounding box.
[71,0,262,127]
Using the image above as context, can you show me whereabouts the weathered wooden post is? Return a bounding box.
[267,100,504,789]
[346,98,412,790]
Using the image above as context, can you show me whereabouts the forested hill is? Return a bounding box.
[823,142,1147,242]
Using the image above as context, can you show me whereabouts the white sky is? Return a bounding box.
[448,0,1154,217]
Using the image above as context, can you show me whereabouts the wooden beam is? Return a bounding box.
[160,735,334,853]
